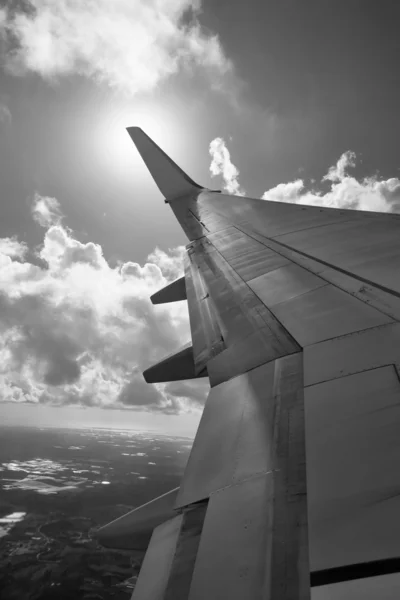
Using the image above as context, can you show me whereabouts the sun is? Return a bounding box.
[94,97,183,182]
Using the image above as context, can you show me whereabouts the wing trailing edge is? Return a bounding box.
[95,487,179,550]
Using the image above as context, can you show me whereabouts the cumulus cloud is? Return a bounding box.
[0,237,27,260]
[207,138,400,213]
[0,0,231,96]
[322,150,356,183]
[164,379,209,410]
[31,193,63,227]
[0,203,204,414]
[209,137,245,196]
[262,150,400,213]
[147,246,186,281]
[262,179,305,204]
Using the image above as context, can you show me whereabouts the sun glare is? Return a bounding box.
[94,98,183,181]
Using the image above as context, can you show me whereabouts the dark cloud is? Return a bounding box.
[164,379,209,409]
[118,376,172,412]
[44,354,81,386]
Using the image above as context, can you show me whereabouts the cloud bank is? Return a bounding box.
[0,195,208,414]
[0,0,231,96]
[208,139,400,213]
[262,150,400,213]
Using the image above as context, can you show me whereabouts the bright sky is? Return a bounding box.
[0,0,400,437]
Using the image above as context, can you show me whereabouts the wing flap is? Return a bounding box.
[150,275,187,304]
[143,344,207,383]
[95,487,179,550]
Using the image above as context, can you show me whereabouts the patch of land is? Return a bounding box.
[0,426,191,600]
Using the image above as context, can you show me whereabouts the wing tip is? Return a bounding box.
[126,125,142,135]
[126,126,204,199]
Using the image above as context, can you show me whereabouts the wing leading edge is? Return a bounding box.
[97,128,400,600]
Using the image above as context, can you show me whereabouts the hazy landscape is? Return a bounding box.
[0,426,192,599]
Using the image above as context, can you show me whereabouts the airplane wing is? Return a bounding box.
[97,128,400,600]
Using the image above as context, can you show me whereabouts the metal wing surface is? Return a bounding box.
[98,128,400,600]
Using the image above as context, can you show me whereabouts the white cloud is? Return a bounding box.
[0,237,27,260]
[209,137,245,196]
[206,138,400,213]
[31,192,63,227]
[262,151,400,213]
[0,0,231,96]
[0,206,204,414]
[262,179,304,203]
[147,246,186,281]
[322,150,356,183]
